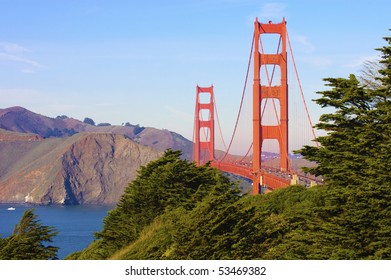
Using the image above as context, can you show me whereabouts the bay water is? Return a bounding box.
[0,203,114,259]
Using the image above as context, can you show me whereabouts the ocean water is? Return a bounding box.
[0,203,114,259]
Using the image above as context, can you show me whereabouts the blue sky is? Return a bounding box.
[1,0,390,144]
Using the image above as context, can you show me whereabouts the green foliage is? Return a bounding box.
[328,183,391,259]
[0,209,58,260]
[133,124,145,135]
[0,237,5,251]
[70,149,391,260]
[65,240,107,260]
[109,213,177,260]
[73,149,237,259]
[170,187,244,259]
[297,33,391,187]
[83,117,95,126]
[97,122,111,127]
[72,148,390,260]
[104,182,391,260]
[72,117,390,260]
[297,75,374,186]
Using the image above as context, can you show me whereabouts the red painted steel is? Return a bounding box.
[193,19,299,193]
[194,85,215,165]
[252,18,289,194]
[262,173,290,189]
[211,161,253,180]
[210,161,291,190]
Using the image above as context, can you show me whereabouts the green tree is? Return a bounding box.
[297,74,376,186]
[286,31,391,259]
[74,149,237,259]
[297,33,391,187]
[370,34,391,185]
[0,209,58,260]
[0,237,5,250]
[83,117,95,126]
[97,122,111,126]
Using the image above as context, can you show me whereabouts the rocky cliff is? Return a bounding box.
[0,132,161,205]
[0,106,194,205]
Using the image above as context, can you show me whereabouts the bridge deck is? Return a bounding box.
[211,161,291,190]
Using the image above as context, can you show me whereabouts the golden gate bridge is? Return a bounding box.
[193,18,322,194]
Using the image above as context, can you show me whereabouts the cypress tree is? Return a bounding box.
[297,32,391,187]
[298,74,376,186]
[0,209,58,260]
[92,149,237,258]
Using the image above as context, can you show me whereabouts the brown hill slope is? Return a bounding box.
[0,106,192,159]
[0,106,137,138]
[0,133,161,205]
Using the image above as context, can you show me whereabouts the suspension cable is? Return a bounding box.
[259,34,293,172]
[287,30,319,147]
[220,32,255,162]
[192,91,197,161]
[260,38,281,122]
[214,94,228,152]
[237,142,253,163]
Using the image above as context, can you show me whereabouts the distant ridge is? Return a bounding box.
[0,106,193,205]
[0,106,136,138]
[0,106,192,158]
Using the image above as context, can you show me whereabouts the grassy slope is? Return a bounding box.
[88,181,391,260]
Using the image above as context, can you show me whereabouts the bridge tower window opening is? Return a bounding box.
[260,33,282,55]
[198,92,212,104]
[253,18,289,193]
[199,109,211,121]
[199,127,211,142]
[260,64,281,86]
[194,85,215,165]
[260,98,280,126]
[262,139,281,162]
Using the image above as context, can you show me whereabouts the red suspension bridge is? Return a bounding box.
[193,18,321,194]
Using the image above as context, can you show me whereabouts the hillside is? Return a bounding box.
[0,106,192,159]
[0,106,195,205]
[69,150,391,260]
[0,132,160,204]
[0,106,139,137]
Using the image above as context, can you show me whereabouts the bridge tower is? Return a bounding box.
[252,18,289,194]
[194,85,215,165]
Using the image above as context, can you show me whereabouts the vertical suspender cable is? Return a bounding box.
[214,95,229,153]
[287,30,319,147]
[259,35,293,172]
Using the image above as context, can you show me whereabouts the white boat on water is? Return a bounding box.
[7,207,16,211]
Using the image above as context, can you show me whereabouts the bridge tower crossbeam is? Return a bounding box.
[252,18,289,194]
[194,85,215,166]
[193,18,301,193]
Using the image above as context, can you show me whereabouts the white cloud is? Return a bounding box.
[258,2,287,22]
[292,35,315,53]
[0,53,42,68]
[0,42,31,54]
[0,42,43,72]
